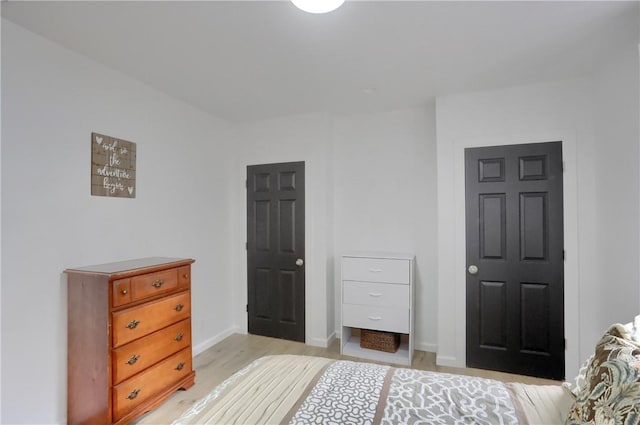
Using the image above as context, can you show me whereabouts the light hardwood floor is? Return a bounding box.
[133,333,561,424]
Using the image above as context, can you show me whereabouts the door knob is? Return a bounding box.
[468,265,479,275]
[296,258,304,267]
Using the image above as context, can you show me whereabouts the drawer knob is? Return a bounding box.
[126,354,140,365]
[152,279,164,288]
[121,289,128,295]
[175,303,184,312]
[176,362,185,371]
[127,389,141,400]
[175,333,184,342]
[126,319,140,329]
[183,273,189,279]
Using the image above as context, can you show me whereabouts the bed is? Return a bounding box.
[172,324,640,425]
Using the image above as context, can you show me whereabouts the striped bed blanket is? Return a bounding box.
[172,354,572,425]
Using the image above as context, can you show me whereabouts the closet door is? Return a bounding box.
[465,141,564,380]
[247,161,305,342]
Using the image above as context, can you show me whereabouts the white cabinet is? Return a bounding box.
[340,252,414,366]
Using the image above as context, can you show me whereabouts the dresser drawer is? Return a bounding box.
[112,319,192,385]
[112,347,192,421]
[113,278,132,307]
[112,291,191,348]
[178,265,191,289]
[130,268,178,302]
[343,281,409,308]
[342,257,410,284]
[342,304,409,333]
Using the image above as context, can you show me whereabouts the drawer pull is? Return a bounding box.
[121,289,128,295]
[369,268,383,273]
[175,303,184,312]
[126,319,140,329]
[127,389,141,400]
[367,316,382,321]
[126,354,140,365]
[176,362,185,371]
[183,273,189,279]
[175,332,184,342]
[368,292,383,297]
[152,279,164,288]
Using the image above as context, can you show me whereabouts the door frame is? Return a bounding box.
[437,132,580,378]
[236,159,330,347]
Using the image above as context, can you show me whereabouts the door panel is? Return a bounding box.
[479,280,507,349]
[520,283,550,354]
[520,193,548,260]
[479,194,506,259]
[465,142,564,380]
[255,201,270,251]
[254,268,272,320]
[279,200,296,252]
[278,270,297,323]
[247,162,305,342]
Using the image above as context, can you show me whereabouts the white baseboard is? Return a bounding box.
[414,342,437,353]
[195,328,336,352]
[326,331,336,347]
[307,331,336,348]
[436,354,461,368]
[193,326,241,356]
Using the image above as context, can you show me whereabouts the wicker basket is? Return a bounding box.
[360,329,400,353]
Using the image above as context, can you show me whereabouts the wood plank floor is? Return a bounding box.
[133,333,561,424]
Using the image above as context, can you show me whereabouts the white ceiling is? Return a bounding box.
[2,1,639,122]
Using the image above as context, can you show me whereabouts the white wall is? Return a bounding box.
[1,20,441,422]
[3,10,638,425]
[332,106,438,351]
[230,106,440,351]
[436,42,640,380]
[436,80,585,377]
[589,43,640,351]
[231,112,334,347]
[1,20,236,424]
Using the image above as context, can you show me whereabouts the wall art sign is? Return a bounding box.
[91,132,136,198]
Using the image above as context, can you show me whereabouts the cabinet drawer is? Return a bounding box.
[342,304,409,333]
[343,282,409,308]
[130,268,178,302]
[178,265,191,289]
[112,347,192,421]
[113,278,132,307]
[112,319,192,385]
[112,291,191,348]
[342,257,409,284]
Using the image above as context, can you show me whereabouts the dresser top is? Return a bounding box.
[65,257,194,275]
[341,251,415,260]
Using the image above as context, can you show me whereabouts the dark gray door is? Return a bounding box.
[465,142,564,380]
[247,161,305,342]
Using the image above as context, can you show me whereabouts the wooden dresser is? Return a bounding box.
[66,257,196,425]
[340,252,415,366]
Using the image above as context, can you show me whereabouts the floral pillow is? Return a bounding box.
[563,353,594,396]
[565,324,640,425]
